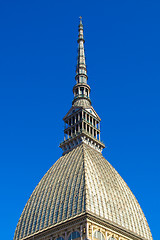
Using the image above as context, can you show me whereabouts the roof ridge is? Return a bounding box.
[81,143,88,212]
[78,144,152,240]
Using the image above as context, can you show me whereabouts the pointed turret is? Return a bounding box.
[60,18,105,154]
[76,16,87,83]
[72,17,91,107]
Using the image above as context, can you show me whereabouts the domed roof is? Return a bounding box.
[14,144,152,240]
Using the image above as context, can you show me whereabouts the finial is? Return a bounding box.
[79,16,83,25]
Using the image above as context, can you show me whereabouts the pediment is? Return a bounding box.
[63,106,82,120]
[85,106,101,121]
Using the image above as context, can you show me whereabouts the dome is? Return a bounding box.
[14,143,152,240]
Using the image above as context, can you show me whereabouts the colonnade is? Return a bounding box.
[64,111,100,141]
[74,86,89,98]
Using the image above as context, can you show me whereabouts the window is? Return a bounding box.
[97,122,99,129]
[90,116,92,124]
[97,132,99,140]
[76,125,78,132]
[75,89,78,95]
[56,237,64,240]
[93,231,105,240]
[68,231,80,240]
[80,87,84,95]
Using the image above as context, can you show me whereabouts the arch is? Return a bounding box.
[68,231,80,240]
[80,87,84,95]
[93,231,105,240]
[75,88,78,95]
[56,237,64,240]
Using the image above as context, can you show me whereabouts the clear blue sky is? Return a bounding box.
[0,0,159,239]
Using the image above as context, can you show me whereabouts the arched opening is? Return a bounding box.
[56,237,64,240]
[83,112,86,120]
[80,87,84,95]
[68,231,80,240]
[94,129,96,138]
[93,231,105,240]
[93,119,95,127]
[87,125,89,133]
[90,116,92,124]
[87,114,89,122]
[86,88,88,96]
[75,88,78,95]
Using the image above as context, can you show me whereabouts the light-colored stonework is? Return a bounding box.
[14,214,150,240]
[13,18,152,240]
[13,144,152,240]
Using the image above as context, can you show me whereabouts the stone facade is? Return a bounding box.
[14,213,150,240]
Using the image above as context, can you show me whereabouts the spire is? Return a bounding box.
[72,17,91,107]
[76,16,87,80]
[59,18,105,154]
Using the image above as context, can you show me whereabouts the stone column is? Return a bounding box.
[78,113,80,121]
[105,231,107,240]
[86,222,88,240]
[65,232,67,240]
[80,225,83,240]
[92,225,94,240]
[82,121,84,131]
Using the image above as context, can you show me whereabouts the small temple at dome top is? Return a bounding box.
[60,17,105,154]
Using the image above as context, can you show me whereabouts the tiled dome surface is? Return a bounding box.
[14,144,152,240]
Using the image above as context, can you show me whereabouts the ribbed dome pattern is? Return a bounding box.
[14,144,152,240]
